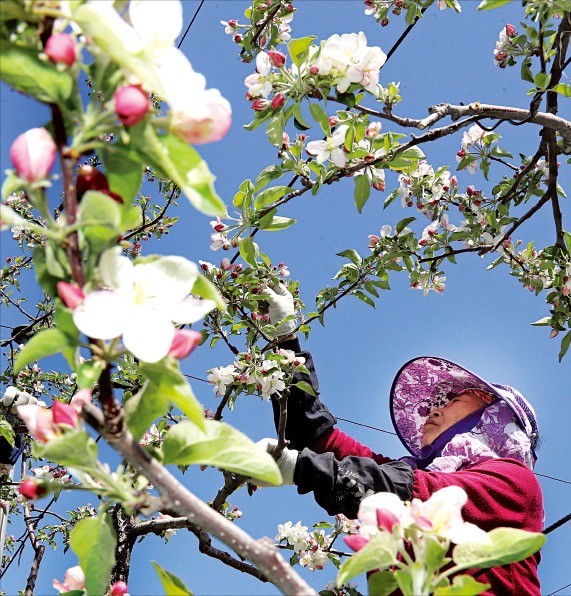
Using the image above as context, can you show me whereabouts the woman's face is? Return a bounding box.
[420,390,493,447]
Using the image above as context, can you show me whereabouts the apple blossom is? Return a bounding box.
[19,478,48,501]
[271,93,285,110]
[156,48,232,144]
[45,33,78,67]
[358,492,412,538]
[252,99,269,111]
[114,84,150,126]
[110,581,129,596]
[207,364,237,396]
[57,281,85,310]
[52,400,78,428]
[10,128,57,183]
[168,329,202,359]
[244,52,273,98]
[53,566,85,594]
[267,50,286,67]
[410,486,491,545]
[71,247,215,363]
[70,389,92,413]
[17,404,59,443]
[306,125,349,167]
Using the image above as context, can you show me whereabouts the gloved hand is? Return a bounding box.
[1,387,45,415]
[263,283,296,338]
[253,437,299,487]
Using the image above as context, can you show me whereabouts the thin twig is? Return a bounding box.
[123,191,175,241]
[214,386,235,421]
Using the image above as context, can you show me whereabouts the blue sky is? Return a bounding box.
[1,1,570,594]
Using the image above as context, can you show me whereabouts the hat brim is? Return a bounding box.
[389,356,536,457]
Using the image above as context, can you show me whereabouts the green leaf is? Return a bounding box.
[309,103,331,136]
[354,175,371,213]
[336,533,397,586]
[254,165,284,192]
[0,420,15,448]
[162,419,282,485]
[354,290,375,308]
[452,528,545,570]
[128,360,205,440]
[558,330,571,362]
[533,72,551,91]
[254,186,290,209]
[192,274,226,312]
[34,429,99,470]
[551,83,571,97]
[287,36,316,67]
[337,249,362,265]
[78,191,122,229]
[396,216,416,234]
[70,514,116,596]
[259,214,296,231]
[102,145,144,204]
[2,172,23,199]
[367,570,398,596]
[477,0,512,9]
[239,237,259,267]
[14,329,72,374]
[435,575,490,595]
[294,380,317,397]
[389,146,425,172]
[266,114,285,146]
[152,561,193,596]
[0,40,73,104]
[76,360,106,390]
[130,124,225,217]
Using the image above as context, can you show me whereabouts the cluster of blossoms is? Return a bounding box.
[306,125,349,168]
[456,124,494,174]
[139,424,166,448]
[344,486,490,553]
[275,521,330,571]
[353,121,386,190]
[276,515,360,572]
[394,161,458,215]
[207,349,306,400]
[307,32,386,95]
[31,465,72,485]
[209,217,240,251]
[364,0,451,27]
[493,24,523,68]
[411,270,447,296]
[367,223,412,250]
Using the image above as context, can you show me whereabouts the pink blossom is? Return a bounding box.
[51,401,78,428]
[57,281,85,310]
[505,23,516,37]
[168,329,202,359]
[110,581,129,596]
[19,478,48,500]
[45,33,78,67]
[267,50,286,67]
[376,507,399,533]
[114,84,150,126]
[271,93,285,110]
[252,99,268,111]
[53,566,85,594]
[17,404,59,443]
[10,128,57,183]
[70,389,92,413]
[343,533,369,552]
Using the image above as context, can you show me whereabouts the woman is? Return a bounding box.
[258,284,543,595]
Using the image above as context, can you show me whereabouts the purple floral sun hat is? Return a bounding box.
[389,356,539,460]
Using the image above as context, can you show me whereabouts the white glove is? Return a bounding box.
[253,438,299,487]
[263,283,296,338]
[1,387,45,415]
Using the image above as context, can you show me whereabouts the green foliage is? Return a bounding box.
[162,419,282,485]
[434,575,490,595]
[336,534,397,586]
[70,513,117,596]
[152,561,193,595]
[367,570,399,596]
[34,429,99,471]
[13,328,76,375]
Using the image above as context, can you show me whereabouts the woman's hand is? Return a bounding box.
[263,283,296,338]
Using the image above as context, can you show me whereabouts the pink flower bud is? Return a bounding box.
[309,65,319,75]
[233,33,243,43]
[329,116,340,127]
[505,23,516,37]
[110,581,129,596]
[381,17,389,26]
[252,99,268,111]
[271,93,285,110]
[45,33,78,67]
[114,85,149,127]
[168,330,202,359]
[495,51,507,63]
[10,128,57,183]
[227,19,238,27]
[57,281,85,310]
[267,50,286,67]
[70,389,92,413]
[17,404,58,443]
[376,507,399,533]
[221,258,232,270]
[372,179,385,192]
[52,401,78,429]
[282,131,290,149]
[343,533,369,552]
[19,478,48,500]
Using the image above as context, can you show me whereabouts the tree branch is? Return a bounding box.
[82,403,316,595]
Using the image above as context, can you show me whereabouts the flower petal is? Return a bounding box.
[73,291,127,339]
[171,297,216,324]
[99,247,134,290]
[121,308,174,363]
[135,256,198,303]
[129,0,182,50]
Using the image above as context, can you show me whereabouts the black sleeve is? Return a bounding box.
[294,449,414,519]
[0,434,24,467]
[271,337,336,451]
